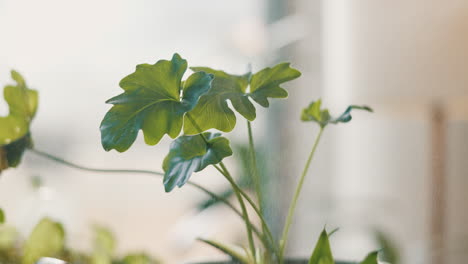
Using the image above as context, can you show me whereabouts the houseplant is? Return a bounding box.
[0,53,376,263]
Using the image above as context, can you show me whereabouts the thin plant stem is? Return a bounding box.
[218,162,257,258]
[185,113,257,257]
[247,120,275,261]
[26,148,267,241]
[247,121,263,215]
[279,127,324,262]
[214,163,279,260]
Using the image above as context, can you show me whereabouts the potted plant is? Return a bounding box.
[0,53,376,264]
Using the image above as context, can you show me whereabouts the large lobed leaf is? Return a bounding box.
[100,53,214,152]
[0,71,38,173]
[163,132,232,192]
[185,63,301,134]
[301,99,373,128]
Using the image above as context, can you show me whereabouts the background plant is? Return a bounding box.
[0,217,160,264]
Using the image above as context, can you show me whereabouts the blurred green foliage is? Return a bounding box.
[0,217,160,264]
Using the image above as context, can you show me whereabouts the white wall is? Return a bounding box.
[287,1,468,263]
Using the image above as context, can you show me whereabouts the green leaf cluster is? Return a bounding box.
[97,53,375,264]
[301,99,372,128]
[100,54,301,196]
[0,71,37,172]
[0,218,160,264]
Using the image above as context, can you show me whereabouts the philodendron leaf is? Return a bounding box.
[185,63,300,134]
[197,238,250,264]
[358,251,379,264]
[22,218,65,264]
[163,132,232,192]
[301,99,373,128]
[309,229,334,264]
[100,53,214,152]
[0,71,38,173]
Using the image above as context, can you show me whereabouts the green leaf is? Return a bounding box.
[22,218,65,264]
[0,70,38,173]
[301,99,372,128]
[358,251,379,264]
[309,229,334,264]
[163,132,232,192]
[121,253,160,264]
[0,209,4,224]
[4,76,38,121]
[184,68,251,134]
[93,226,115,254]
[185,63,300,134]
[331,105,373,124]
[249,63,301,107]
[197,238,250,264]
[376,231,399,264]
[0,134,33,171]
[100,53,214,152]
[91,226,116,264]
[0,225,18,250]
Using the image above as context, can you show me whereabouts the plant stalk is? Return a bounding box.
[26,148,267,242]
[185,113,258,258]
[218,162,257,259]
[213,164,279,260]
[278,127,324,261]
[247,121,264,216]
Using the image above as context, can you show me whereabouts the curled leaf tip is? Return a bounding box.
[301,100,372,128]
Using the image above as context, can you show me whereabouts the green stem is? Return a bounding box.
[279,127,324,261]
[26,148,267,241]
[214,164,279,261]
[247,121,263,214]
[247,120,274,261]
[184,114,258,258]
[218,162,257,258]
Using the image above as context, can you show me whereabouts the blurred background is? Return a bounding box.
[1,0,468,263]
